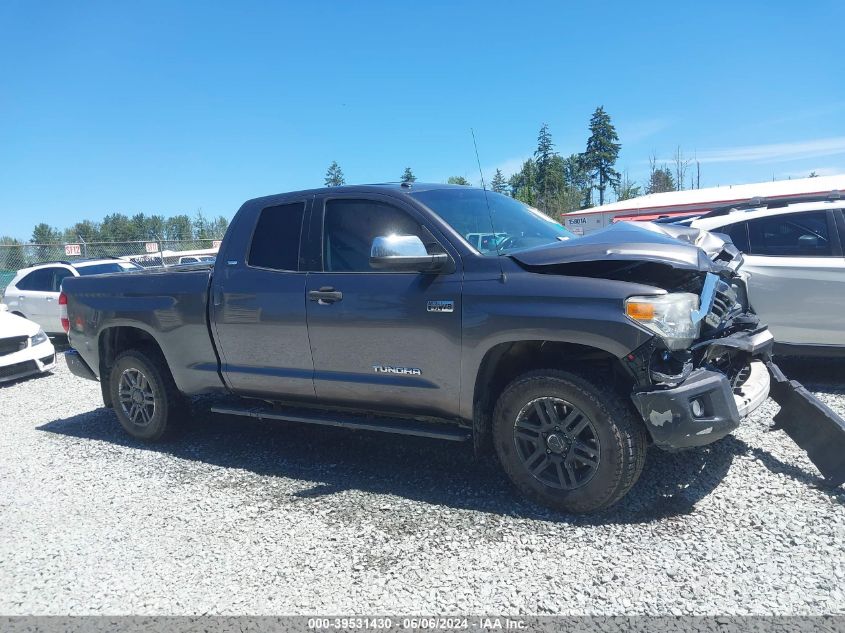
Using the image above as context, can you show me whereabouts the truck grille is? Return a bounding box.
[705,281,742,329]
[0,336,27,357]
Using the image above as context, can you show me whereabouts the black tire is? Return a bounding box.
[109,347,185,441]
[493,370,647,514]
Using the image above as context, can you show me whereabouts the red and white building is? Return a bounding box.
[562,174,845,236]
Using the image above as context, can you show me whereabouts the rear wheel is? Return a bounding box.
[493,370,646,513]
[109,348,185,441]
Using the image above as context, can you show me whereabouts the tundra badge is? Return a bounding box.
[427,300,454,313]
[373,365,422,376]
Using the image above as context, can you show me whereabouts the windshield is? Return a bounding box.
[76,262,139,276]
[411,188,576,255]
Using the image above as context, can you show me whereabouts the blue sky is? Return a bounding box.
[2,0,844,240]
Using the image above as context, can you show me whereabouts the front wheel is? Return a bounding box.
[109,348,185,441]
[493,370,647,513]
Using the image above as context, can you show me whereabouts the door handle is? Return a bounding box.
[308,287,343,304]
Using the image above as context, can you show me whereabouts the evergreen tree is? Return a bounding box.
[490,169,508,194]
[446,176,471,186]
[401,167,417,183]
[99,213,134,242]
[165,215,193,240]
[645,166,676,194]
[31,223,61,244]
[614,172,641,201]
[324,161,345,187]
[584,106,621,206]
[534,123,557,207]
[509,159,537,206]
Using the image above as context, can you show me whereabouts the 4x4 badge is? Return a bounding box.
[427,300,454,313]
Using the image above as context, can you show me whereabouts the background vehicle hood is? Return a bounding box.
[0,311,39,338]
[509,221,739,273]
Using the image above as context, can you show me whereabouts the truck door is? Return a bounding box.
[304,194,463,418]
[210,198,315,399]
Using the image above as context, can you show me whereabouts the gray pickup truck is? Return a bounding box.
[63,184,845,513]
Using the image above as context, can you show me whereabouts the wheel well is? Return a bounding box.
[472,341,633,453]
[99,326,163,377]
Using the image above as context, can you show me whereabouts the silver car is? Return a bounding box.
[690,195,845,355]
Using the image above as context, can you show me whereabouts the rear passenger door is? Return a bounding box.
[727,210,845,346]
[13,267,68,332]
[211,198,315,399]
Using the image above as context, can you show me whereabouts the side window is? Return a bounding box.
[747,211,832,257]
[17,268,53,291]
[322,199,426,272]
[52,268,74,292]
[248,202,305,271]
[719,222,749,252]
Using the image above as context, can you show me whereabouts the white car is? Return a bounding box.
[690,195,845,355]
[178,255,216,264]
[0,310,56,383]
[1,258,141,334]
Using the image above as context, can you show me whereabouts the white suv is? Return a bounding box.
[690,194,845,354]
[1,258,140,334]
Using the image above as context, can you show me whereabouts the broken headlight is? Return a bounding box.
[625,292,700,351]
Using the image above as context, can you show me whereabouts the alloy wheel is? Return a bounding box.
[118,367,157,427]
[512,396,601,490]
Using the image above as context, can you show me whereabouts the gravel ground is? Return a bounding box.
[0,352,844,615]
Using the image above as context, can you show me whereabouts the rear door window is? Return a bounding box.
[248,202,306,271]
[747,211,832,257]
[719,222,750,252]
[17,268,55,291]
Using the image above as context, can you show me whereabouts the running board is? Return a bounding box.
[210,404,471,442]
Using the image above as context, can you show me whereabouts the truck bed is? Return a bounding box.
[62,266,223,395]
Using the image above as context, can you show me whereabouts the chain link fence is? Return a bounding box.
[0,238,224,294]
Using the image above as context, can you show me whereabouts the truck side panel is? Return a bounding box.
[64,268,224,395]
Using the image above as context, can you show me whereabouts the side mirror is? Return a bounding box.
[369,235,449,272]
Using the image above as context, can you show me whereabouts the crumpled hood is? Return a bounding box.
[509,221,740,273]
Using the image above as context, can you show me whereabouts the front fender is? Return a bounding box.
[458,268,655,420]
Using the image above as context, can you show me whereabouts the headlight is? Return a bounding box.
[625,292,700,350]
[29,329,49,347]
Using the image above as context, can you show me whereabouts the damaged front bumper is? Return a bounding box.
[628,328,845,486]
[629,328,774,450]
[631,359,769,450]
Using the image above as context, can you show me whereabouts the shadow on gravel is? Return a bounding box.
[774,356,845,394]
[36,397,780,525]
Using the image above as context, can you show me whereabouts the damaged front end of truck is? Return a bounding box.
[511,221,845,487]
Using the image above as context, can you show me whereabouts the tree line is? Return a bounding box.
[323,106,702,219]
[1,210,230,247]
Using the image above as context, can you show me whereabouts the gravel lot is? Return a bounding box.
[1,351,843,615]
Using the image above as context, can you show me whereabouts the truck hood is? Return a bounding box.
[509,221,741,274]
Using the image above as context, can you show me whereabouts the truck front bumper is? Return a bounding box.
[631,360,770,450]
[629,327,775,450]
